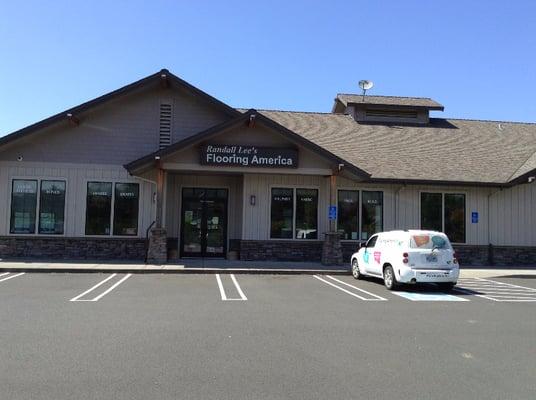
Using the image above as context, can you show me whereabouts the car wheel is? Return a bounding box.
[383,265,399,290]
[351,259,362,280]
[437,282,455,291]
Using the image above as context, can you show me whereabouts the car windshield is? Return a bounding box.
[410,234,451,250]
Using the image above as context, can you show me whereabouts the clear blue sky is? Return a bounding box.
[1,0,535,136]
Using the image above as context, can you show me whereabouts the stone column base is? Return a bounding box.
[321,232,343,266]
[147,228,168,264]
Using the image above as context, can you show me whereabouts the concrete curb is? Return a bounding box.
[0,267,351,275]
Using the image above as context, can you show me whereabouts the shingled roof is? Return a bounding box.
[335,94,444,110]
[255,110,536,186]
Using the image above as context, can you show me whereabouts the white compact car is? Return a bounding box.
[350,230,459,290]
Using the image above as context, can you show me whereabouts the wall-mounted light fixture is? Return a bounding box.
[250,195,256,206]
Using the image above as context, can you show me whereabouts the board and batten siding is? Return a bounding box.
[0,161,155,237]
[489,182,536,246]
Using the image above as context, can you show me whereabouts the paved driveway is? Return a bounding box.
[1,272,535,400]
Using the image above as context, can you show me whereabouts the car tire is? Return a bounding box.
[351,259,362,280]
[383,265,399,290]
[437,282,456,291]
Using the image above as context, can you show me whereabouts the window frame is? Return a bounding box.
[418,190,467,244]
[336,187,385,242]
[8,177,68,237]
[268,185,320,241]
[83,180,141,238]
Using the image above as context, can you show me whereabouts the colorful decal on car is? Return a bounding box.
[374,251,381,264]
[413,235,430,247]
[363,251,370,263]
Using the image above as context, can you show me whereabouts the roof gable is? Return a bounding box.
[125,109,371,179]
[0,69,240,149]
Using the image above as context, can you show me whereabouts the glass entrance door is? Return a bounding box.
[180,188,228,258]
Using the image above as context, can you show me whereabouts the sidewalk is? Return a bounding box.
[0,259,349,274]
[1,258,535,277]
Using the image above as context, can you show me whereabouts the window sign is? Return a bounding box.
[39,180,66,234]
[270,188,293,239]
[10,180,38,234]
[113,183,139,236]
[362,191,383,240]
[85,182,112,235]
[296,189,318,239]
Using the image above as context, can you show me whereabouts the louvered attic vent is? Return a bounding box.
[159,103,172,149]
[365,109,418,119]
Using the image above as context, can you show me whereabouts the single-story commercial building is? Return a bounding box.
[1,69,535,266]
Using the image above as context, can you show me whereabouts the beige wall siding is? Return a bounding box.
[0,161,155,237]
[490,182,536,246]
[395,185,491,245]
[165,174,243,240]
[0,87,229,165]
[242,174,331,240]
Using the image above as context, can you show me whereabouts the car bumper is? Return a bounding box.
[398,267,459,283]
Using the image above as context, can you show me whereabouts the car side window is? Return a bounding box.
[365,235,378,248]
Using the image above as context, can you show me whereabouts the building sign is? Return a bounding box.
[201,145,298,168]
[471,212,479,224]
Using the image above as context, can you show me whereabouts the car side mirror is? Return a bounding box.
[359,242,365,249]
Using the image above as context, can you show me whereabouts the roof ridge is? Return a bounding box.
[236,107,346,116]
[507,149,536,182]
[442,117,536,126]
[337,93,434,100]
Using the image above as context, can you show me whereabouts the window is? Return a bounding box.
[337,190,359,240]
[270,188,318,240]
[445,194,465,243]
[295,189,318,239]
[10,180,38,234]
[85,182,112,235]
[113,183,139,236]
[85,182,140,236]
[361,191,383,240]
[421,192,442,232]
[420,192,466,243]
[270,188,293,239]
[365,235,378,248]
[39,180,66,234]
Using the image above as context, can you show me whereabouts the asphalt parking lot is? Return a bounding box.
[1,272,535,400]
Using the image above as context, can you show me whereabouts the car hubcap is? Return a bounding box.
[385,270,392,287]
[352,262,359,277]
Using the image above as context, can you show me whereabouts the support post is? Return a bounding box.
[322,173,343,266]
[147,163,167,264]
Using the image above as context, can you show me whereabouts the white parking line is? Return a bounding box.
[325,275,388,300]
[313,275,387,301]
[70,274,132,302]
[0,272,25,283]
[0,272,10,278]
[215,274,247,301]
[456,278,536,302]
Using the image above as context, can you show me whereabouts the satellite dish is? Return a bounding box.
[359,80,374,90]
[358,80,374,100]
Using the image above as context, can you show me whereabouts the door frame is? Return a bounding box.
[179,186,229,258]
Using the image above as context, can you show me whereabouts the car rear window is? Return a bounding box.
[410,234,452,250]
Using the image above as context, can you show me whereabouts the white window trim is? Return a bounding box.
[8,177,68,237]
[268,184,320,241]
[418,190,467,244]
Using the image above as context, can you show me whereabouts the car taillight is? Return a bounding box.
[402,252,409,264]
[453,252,459,264]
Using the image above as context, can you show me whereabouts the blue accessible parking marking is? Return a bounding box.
[393,291,469,302]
